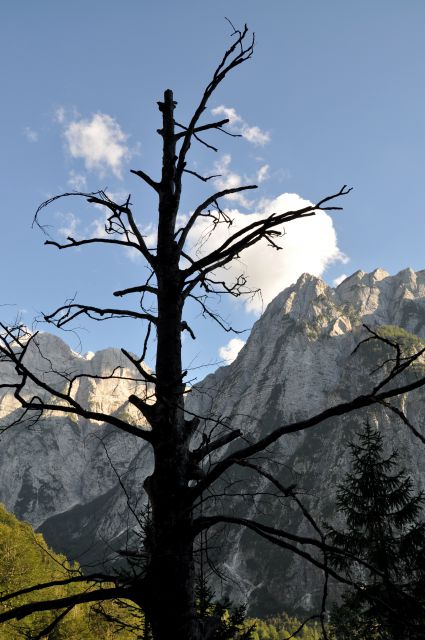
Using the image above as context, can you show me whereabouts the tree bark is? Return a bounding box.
[141,89,198,640]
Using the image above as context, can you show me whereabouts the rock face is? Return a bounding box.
[1,268,425,615]
[0,334,153,565]
[185,267,425,615]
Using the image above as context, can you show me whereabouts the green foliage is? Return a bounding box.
[369,325,425,366]
[376,325,425,353]
[0,503,143,638]
[242,613,322,639]
[195,574,324,639]
[328,423,425,639]
[195,575,255,639]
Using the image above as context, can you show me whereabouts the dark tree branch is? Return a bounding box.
[0,327,153,442]
[380,399,425,445]
[174,118,230,140]
[45,236,141,251]
[113,284,158,298]
[191,429,242,463]
[121,348,157,384]
[130,168,160,192]
[31,603,77,640]
[193,514,354,588]
[43,303,157,328]
[35,191,156,267]
[0,574,117,604]
[183,169,221,183]
[353,323,425,395]
[193,370,425,497]
[174,24,254,201]
[187,292,246,334]
[177,185,258,250]
[0,586,128,624]
[182,186,351,282]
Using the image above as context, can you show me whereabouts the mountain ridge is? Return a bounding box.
[0,267,425,615]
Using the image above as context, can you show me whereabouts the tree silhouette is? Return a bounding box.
[328,422,425,639]
[1,22,425,640]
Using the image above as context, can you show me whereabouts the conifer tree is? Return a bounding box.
[328,421,425,639]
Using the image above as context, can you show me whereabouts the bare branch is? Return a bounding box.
[0,326,153,441]
[45,236,141,251]
[0,573,115,604]
[43,303,157,328]
[191,429,242,462]
[187,292,246,334]
[113,284,158,298]
[380,399,425,445]
[130,168,160,192]
[192,371,425,496]
[34,190,156,267]
[182,186,351,282]
[183,169,221,183]
[32,603,77,640]
[0,586,128,624]
[353,323,425,395]
[174,25,255,199]
[122,348,157,384]
[174,118,230,139]
[193,514,354,588]
[177,184,258,250]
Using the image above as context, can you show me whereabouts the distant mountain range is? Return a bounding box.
[1,267,425,617]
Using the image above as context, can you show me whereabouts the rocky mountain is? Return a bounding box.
[0,336,153,564]
[1,267,425,616]
[187,267,425,615]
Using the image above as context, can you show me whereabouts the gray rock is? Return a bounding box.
[1,268,425,616]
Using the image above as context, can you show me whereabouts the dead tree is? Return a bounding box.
[0,24,425,640]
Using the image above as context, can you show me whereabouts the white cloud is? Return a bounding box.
[188,193,348,313]
[241,125,270,146]
[56,212,80,238]
[213,155,252,208]
[54,107,67,124]
[333,273,348,287]
[211,105,242,126]
[90,213,109,239]
[211,105,270,146]
[23,127,38,142]
[219,338,246,364]
[256,164,270,183]
[63,113,130,178]
[68,170,87,191]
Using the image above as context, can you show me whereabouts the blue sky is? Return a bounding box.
[1,1,425,374]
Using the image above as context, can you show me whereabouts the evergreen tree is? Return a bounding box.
[328,421,425,639]
[195,574,255,639]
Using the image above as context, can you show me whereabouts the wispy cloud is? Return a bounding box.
[60,112,131,178]
[256,164,270,183]
[23,126,39,143]
[56,212,80,238]
[219,338,246,364]
[333,273,348,287]
[212,154,252,208]
[68,170,87,191]
[211,105,270,146]
[54,106,67,124]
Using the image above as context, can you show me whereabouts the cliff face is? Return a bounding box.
[1,268,425,615]
[185,267,425,614]
[0,336,152,564]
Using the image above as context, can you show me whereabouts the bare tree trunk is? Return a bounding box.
[141,88,199,639]
[143,472,197,639]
